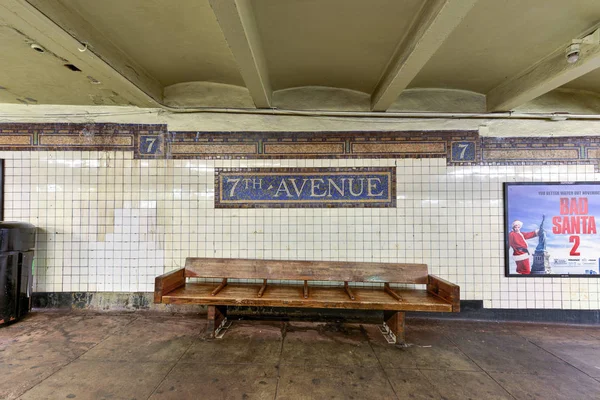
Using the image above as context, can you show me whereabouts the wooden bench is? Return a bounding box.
[154,258,460,344]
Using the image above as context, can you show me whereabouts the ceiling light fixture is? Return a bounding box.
[566,28,600,64]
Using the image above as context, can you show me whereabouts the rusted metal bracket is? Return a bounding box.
[379,322,397,344]
[214,318,232,339]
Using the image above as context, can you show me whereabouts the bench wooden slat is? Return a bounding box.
[211,278,228,296]
[185,258,428,284]
[161,283,453,312]
[384,282,402,302]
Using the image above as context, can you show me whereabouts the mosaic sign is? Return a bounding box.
[139,135,163,155]
[215,167,396,208]
[451,141,476,162]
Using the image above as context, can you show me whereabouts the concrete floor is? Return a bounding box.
[1,312,600,400]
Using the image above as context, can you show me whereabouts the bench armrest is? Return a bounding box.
[154,268,186,303]
[427,275,460,312]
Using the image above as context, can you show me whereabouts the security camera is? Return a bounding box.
[566,43,580,64]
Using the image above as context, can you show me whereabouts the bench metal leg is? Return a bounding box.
[383,311,405,345]
[206,305,228,339]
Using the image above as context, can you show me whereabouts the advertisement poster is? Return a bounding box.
[504,182,600,277]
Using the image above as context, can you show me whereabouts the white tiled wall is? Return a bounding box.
[3,151,599,309]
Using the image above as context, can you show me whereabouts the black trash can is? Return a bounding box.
[0,222,36,327]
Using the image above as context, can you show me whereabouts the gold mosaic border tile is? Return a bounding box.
[0,134,32,146]
[587,147,600,159]
[352,141,445,154]
[39,135,133,147]
[170,143,258,155]
[484,148,580,160]
[264,142,345,155]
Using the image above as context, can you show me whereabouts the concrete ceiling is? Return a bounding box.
[411,0,600,93]
[252,0,426,93]
[1,0,600,113]
[0,24,133,106]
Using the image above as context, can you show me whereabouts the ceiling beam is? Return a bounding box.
[0,0,160,107]
[209,0,272,108]
[371,0,477,112]
[487,28,600,112]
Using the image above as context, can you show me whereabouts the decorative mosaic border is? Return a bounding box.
[161,130,481,164]
[0,123,166,153]
[214,167,397,208]
[481,137,600,170]
[1,123,600,169]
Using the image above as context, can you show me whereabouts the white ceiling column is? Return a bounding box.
[370,0,477,112]
[209,0,272,108]
[487,28,600,112]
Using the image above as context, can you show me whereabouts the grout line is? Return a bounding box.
[145,319,203,400]
[398,366,489,372]
[442,326,518,400]
[415,364,452,398]
[16,312,142,399]
[273,321,287,400]
[508,326,600,381]
[363,325,401,400]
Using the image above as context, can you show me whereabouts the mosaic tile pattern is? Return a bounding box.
[351,141,445,155]
[164,130,481,163]
[170,143,258,155]
[0,134,32,146]
[481,137,600,170]
[39,135,133,147]
[214,167,396,208]
[263,142,345,155]
[0,123,166,153]
[1,123,600,169]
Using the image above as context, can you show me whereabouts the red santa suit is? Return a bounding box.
[509,229,537,274]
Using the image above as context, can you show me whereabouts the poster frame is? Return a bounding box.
[504,181,600,278]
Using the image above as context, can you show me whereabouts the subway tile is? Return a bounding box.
[1,146,598,309]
